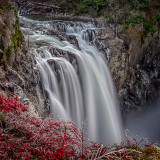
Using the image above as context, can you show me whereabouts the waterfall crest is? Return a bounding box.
[20,16,122,144]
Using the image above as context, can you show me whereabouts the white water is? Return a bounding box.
[20,16,122,144]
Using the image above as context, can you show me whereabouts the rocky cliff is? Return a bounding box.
[99,24,160,115]
[0,2,49,117]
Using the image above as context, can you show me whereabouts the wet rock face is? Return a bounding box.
[0,5,49,118]
[11,48,50,118]
[99,24,160,115]
[49,30,80,50]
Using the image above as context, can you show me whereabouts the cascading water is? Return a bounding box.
[20,16,122,145]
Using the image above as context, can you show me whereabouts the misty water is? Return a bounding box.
[20,16,122,145]
[125,96,160,143]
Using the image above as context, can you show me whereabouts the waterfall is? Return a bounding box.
[20,16,122,145]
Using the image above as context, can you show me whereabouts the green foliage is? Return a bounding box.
[0,9,3,15]
[0,1,14,10]
[11,7,24,52]
[0,41,4,51]
[124,14,145,28]
[105,11,116,22]
[0,113,5,122]
[143,18,155,33]
[131,0,151,10]
[77,0,89,13]
[141,147,160,159]
[123,13,157,42]
[65,0,159,43]
[11,33,18,52]
[153,12,160,34]
[0,3,24,62]
[77,0,106,14]
[67,3,73,13]
[0,29,5,36]
[12,14,24,51]
[4,46,12,61]
[92,0,105,12]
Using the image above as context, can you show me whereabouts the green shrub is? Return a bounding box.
[105,11,117,23]
[124,14,145,28]
[153,12,160,34]
[77,0,107,14]
[11,7,24,52]
[93,0,105,12]
[77,0,89,13]
[0,43,4,51]
[0,1,14,10]
[123,13,157,42]
[4,46,12,61]
[131,0,151,10]
[11,33,18,52]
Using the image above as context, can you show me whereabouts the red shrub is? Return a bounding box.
[0,95,149,159]
[0,95,88,159]
[0,96,28,113]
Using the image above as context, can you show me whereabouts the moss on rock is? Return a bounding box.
[0,1,24,61]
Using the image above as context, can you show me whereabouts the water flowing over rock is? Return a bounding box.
[20,16,122,145]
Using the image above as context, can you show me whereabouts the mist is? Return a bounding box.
[125,97,160,142]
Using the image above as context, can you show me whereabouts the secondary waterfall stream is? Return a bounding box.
[20,16,122,145]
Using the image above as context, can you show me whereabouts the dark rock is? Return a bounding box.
[0,49,4,60]
[106,24,160,115]
[49,30,80,50]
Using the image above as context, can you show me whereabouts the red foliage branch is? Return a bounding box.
[0,95,88,159]
[0,95,151,159]
[0,96,28,113]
